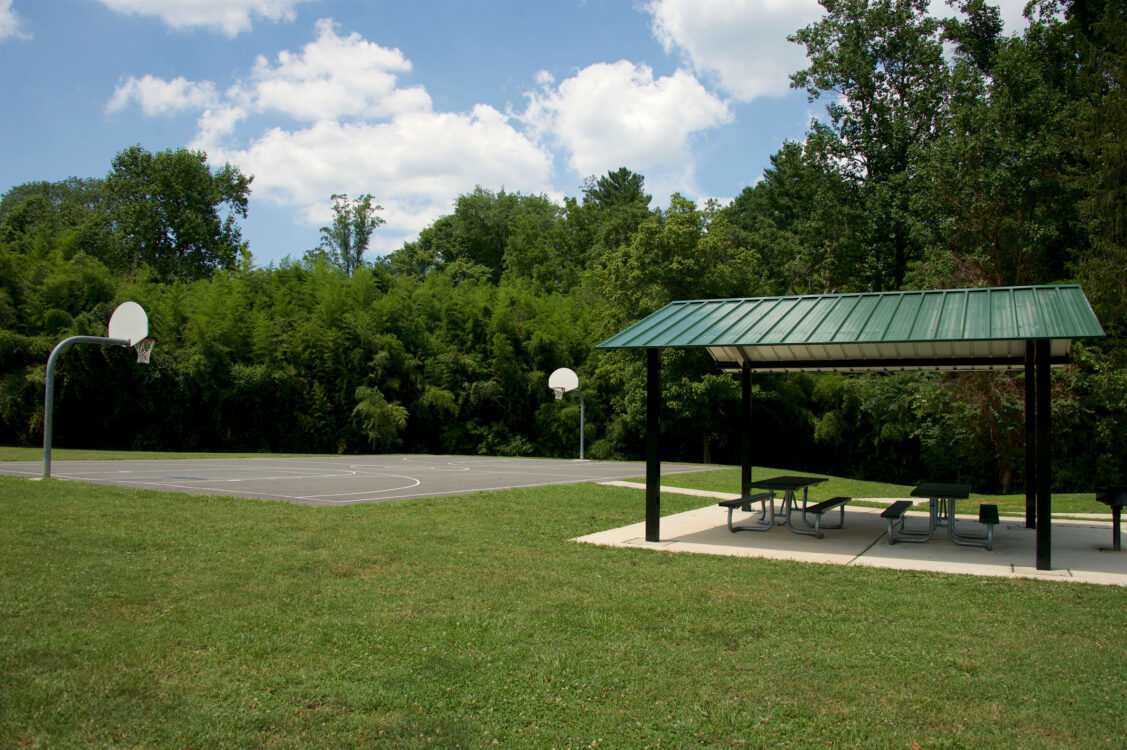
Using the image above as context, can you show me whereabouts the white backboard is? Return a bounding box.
[108,301,148,345]
[548,367,579,393]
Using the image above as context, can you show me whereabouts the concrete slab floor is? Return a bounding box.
[578,484,1127,587]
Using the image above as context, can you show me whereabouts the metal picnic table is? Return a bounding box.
[903,482,997,549]
[743,475,845,537]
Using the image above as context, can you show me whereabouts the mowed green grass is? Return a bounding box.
[2,475,1124,748]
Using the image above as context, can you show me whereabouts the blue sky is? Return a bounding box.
[1,0,1031,267]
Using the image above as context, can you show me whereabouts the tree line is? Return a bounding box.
[1,0,1123,491]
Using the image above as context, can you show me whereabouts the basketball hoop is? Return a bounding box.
[547,367,585,460]
[134,338,155,364]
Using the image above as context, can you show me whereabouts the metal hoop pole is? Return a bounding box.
[43,335,128,478]
[576,389,585,461]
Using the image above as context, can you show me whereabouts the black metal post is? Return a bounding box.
[741,362,752,497]
[1025,341,1036,528]
[646,348,661,542]
[1112,507,1122,552]
[1036,339,1052,570]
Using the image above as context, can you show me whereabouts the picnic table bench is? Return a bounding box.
[794,496,850,538]
[882,484,999,550]
[719,480,851,538]
[719,492,774,532]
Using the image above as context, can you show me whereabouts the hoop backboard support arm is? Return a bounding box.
[43,301,150,478]
[43,335,129,478]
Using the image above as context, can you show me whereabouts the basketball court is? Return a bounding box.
[0,455,719,506]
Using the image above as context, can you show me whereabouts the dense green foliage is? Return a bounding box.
[1,2,1124,490]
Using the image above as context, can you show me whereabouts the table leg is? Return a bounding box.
[774,490,791,525]
[947,497,991,546]
[783,489,823,537]
[893,498,938,541]
[1112,507,1121,552]
[729,492,776,532]
[936,498,949,527]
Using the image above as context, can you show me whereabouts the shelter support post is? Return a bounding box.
[1036,339,1052,570]
[646,348,661,542]
[741,363,752,497]
[1025,341,1036,528]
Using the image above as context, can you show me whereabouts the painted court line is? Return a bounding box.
[0,454,720,506]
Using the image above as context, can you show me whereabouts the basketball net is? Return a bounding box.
[553,387,564,400]
[134,338,155,364]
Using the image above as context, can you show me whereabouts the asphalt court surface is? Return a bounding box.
[0,455,721,506]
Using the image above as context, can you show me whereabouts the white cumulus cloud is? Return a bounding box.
[106,75,219,116]
[0,0,31,41]
[522,60,731,191]
[237,18,430,122]
[205,108,554,252]
[646,0,1034,104]
[944,0,1032,34]
[97,0,311,37]
[101,15,744,256]
[645,0,824,101]
[95,18,555,255]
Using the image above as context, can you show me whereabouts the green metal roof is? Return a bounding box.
[596,285,1105,372]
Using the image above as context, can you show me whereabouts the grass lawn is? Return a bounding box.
[2,474,1124,748]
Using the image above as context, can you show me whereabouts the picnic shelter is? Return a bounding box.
[596,285,1106,571]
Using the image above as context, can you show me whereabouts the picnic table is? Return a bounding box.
[882,482,998,550]
[734,475,849,538]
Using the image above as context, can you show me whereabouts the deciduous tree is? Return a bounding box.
[317,193,385,275]
[107,145,251,281]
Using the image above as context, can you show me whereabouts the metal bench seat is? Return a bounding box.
[790,496,850,538]
[718,492,775,532]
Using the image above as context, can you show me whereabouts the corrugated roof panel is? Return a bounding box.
[963,289,990,338]
[740,298,796,343]
[936,291,968,340]
[766,296,822,343]
[1050,286,1105,338]
[990,288,1018,338]
[909,292,945,340]
[1013,287,1040,338]
[660,301,715,345]
[790,296,840,342]
[1068,287,1104,336]
[688,299,749,344]
[602,301,686,348]
[1032,287,1067,338]
[859,294,901,341]
[809,296,857,341]
[834,296,880,342]
[719,299,770,342]
[595,285,1104,372]
[883,293,923,340]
